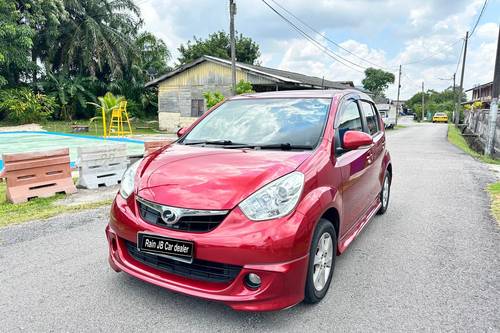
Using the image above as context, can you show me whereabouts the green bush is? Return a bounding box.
[0,88,56,124]
[203,91,225,109]
[236,80,255,94]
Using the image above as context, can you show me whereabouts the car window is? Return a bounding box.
[360,101,379,135]
[338,101,363,132]
[335,100,363,153]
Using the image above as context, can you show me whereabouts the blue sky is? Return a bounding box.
[138,0,499,99]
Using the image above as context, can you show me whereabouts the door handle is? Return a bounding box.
[366,152,373,165]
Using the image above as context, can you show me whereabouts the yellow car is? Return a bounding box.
[432,112,448,123]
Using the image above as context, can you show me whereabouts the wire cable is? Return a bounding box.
[469,0,488,38]
[261,0,366,73]
[268,0,398,71]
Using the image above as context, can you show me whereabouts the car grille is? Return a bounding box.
[137,199,227,233]
[125,240,242,283]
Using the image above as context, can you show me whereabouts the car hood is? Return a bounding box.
[136,144,311,210]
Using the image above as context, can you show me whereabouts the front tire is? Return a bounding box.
[377,171,391,215]
[304,219,337,304]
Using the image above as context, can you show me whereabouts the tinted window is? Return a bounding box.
[336,101,363,152]
[361,101,379,135]
[338,101,363,132]
[183,98,331,148]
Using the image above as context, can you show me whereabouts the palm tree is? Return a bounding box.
[50,0,141,79]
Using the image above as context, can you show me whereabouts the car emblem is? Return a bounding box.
[161,208,179,225]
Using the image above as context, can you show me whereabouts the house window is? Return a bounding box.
[191,99,204,117]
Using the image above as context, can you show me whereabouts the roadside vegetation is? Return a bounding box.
[448,124,500,225]
[486,183,500,225]
[406,87,466,122]
[0,181,112,227]
[0,1,262,131]
[447,124,500,165]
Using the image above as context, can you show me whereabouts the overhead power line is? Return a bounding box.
[469,0,488,38]
[454,39,465,75]
[261,0,367,73]
[268,0,398,71]
[402,39,463,65]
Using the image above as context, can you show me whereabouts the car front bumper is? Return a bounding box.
[105,194,311,311]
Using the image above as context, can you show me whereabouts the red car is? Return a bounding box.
[106,89,392,311]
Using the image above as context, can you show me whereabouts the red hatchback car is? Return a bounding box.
[106,89,392,311]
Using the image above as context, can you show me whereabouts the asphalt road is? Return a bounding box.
[1,120,499,332]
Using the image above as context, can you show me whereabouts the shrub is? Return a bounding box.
[236,80,255,94]
[203,91,225,109]
[0,88,56,124]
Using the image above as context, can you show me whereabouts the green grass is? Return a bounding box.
[394,124,407,130]
[486,182,500,225]
[0,119,165,136]
[447,124,500,165]
[40,119,163,136]
[0,181,112,228]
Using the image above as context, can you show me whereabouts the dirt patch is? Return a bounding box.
[0,123,45,132]
[55,185,118,207]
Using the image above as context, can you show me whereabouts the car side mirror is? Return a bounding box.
[342,130,373,150]
[176,127,187,138]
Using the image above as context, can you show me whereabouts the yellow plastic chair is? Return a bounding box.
[108,101,133,137]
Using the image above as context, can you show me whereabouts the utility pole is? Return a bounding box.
[421,81,425,122]
[452,73,456,118]
[229,0,237,96]
[485,26,500,156]
[456,31,469,125]
[395,64,402,126]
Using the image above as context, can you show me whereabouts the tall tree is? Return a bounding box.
[134,31,171,81]
[49,0,142,79]
[362,68,395,98]
[0,0,35,86]
[178,31,260,65]
[109,31,171,118]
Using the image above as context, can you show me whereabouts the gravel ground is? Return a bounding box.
[0,120,499,332]
[0,123,44,132]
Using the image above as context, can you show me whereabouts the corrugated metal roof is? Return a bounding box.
[145,55,354,90]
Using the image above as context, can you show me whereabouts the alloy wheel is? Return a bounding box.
[313,232,334,291]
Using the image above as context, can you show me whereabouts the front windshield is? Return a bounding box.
[182,98,331,148]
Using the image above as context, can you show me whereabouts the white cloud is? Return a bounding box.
[137,0,499,99]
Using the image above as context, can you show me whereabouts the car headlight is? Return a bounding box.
[239,171,305,221]
[119,159,143,199]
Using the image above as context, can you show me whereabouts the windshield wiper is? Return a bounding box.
[255,143,314,151]
[183,140,248,146]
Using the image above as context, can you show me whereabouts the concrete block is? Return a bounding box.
[144,140,174,156]
[76,144,129,189]
[2,148,76,204]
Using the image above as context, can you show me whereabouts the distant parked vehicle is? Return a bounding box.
[432,112,448,123]
[376,103,397,129]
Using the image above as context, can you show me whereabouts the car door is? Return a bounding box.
[334,97,374,234]
[359,100,385,202]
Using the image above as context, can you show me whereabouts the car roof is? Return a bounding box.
[229,89,371,100]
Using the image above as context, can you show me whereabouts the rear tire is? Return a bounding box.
[377,171,391,215]
[304,219,337,304]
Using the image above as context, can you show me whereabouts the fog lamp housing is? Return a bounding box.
[245,273,262,289]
